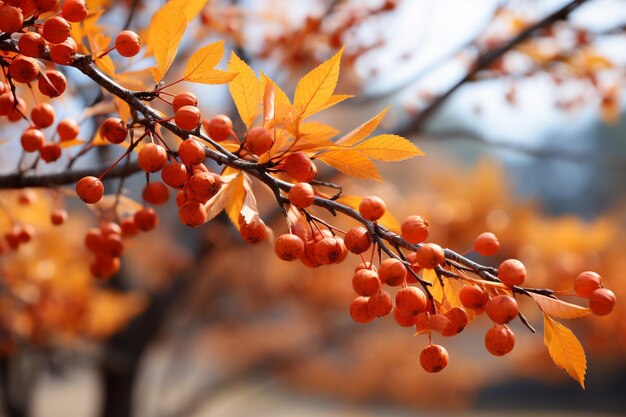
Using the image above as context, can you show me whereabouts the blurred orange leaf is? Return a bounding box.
[531,293,591,319]
[543,313,586,389]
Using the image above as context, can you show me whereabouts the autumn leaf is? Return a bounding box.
[316,150,382,182]
[183,41,237,84]
[204,172,240,222]
[311,94,353,115]
[422,268,444,304]
[240,173,259,225]
[336,196,400,232]
[530,293,591,319]
[354,134,424,161]
[335,106,390,146]
[59,139,85,149]
[228,51,260,128]
[543,313,587,389]
[151,7,187,82]
[224,171,245,229]
[293,47,344,119]
[260,72,291,127]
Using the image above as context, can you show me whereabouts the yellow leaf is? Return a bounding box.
[530,293,591,319]
[310,94,353,114]
[291,122,339,152]
[151,7,187,82]
[204,172,240,222]
[87,32,115,77]
[59,139,85,149]
[354,134,424,161]
[183,41,236,84]
[336,195,400,232]
[180,0,208,20]
[422,269,444,304]
[146,0,205,56]
[224,172,245,229]
[262,78,275,125]
[316,150,382,182]
[227,51,260,128]
[293,47,344,118]
[335,106,390,146]
[260,72,291,127]
[543,313,587,389]
[240,173,258,224]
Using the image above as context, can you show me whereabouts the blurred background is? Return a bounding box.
[1,0,626,416]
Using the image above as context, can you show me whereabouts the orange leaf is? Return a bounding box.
[422,268,444,304]
[530,293,591,319]
[335,106,390,146]
[59,139,85,149]
[224,171,245,229]
[316,150,382,182]
[354,134,424,161]
[293,47,344,118]
[183,41,237,84]
[543,313,587,389]
[260,72,291,127]
[150,6,187,82]
[336,195,399,232]
[204,172,240,222]
[227,51,260,128]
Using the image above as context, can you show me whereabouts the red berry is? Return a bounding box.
[395,286,427,317]
[413,243,445,269]
[20,128,45,152]
[100,118,127,144]
[115,30,141,57]
[76,176,104,204]
[142,182,170,205]
[343,226,371,254]
[40,143,62,163]
[498,259,526,287]
[245,126,273,155]
[18,32,46,58]
[49,38,77,65]
[178,200,207,227]
[378,258,407,287]
[134,208,158,231]
[38,70,67,98]
[420,344,448,373]
[57,119,80,141]
[359,196,386,221]
[8,56,39,83]
[138,143,167,173]
[178,139,205,166]
[0,5,23,33]
[485,324,515,356]
[574,271,602,298]
[274,233,305,261]
[61,0,88,22]
[31,103,55,128]
[485,295,519,324]
[474,232,500,256]
[288,182,315,209]
[401,215,429,244]
[349,296,375,324]
[204,114,232,141]
[459,285,489,311]
[282,152,316,182]
[42,16,71,44]
[172,92,198,112]
[589,288,616,316]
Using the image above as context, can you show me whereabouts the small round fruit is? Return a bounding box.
[50,209,68,225]
[142,182,170,205]
[134,208,158,231]
[343,226,371,254]
[378,258,407,287]
[395,286,427,317]
[314,237,342,265]
[76,176,104,204]
[42,16,71,44]
[185,172,221,202]
[115,30,141,57]
[18,32,46,58]
[368,291,393,317]
[245,126,273,155]
[20,128,45,152]
[442,306,469,336]
[352,268,381,296]
[40,143,62,163]
[274,233,305,261]
[459,285,489,310]
[359,196,386,221]
[474,232,500,256]
[161,161,189,189]
[38,70,67,98]
[394,307,416,327]
[239,217,266,244]
[31,103,55,128]
[288,182,315,209]
[204,114,232,141]
[100,118,128,144]
[485,295,519,324]
[282,152,316,182]
[34,0,60,13]
[138,143,167,173]
[178,139,205,166]
[498,259,526,287]
[574,271,602,298]
[0,5,23,33]
[178,200,207,227]
[175,105,201,131]
[61,0,88,22]
[485,324,515,356]
[349,296,375,324]
[8,56,39,83]
[420,344,448,373]
[413,243,445,269]
[49,38,78,65]
[589,288,616,316]
[401,215,429,244]
[172,92,198,112]
[120,218,139,238]
[57,118,80,141]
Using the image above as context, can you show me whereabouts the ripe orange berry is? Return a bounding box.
[498,259,526,287]
[20,128,45,152]
[394,307,416,327]
[6,96,26,122]
[204,114,232,141]
[335,237,349,263]
[100,221,122,236]
[485,324,515,356]
[178,200,207,227]
[76,176,104,204]
[459,285,489,311]
[40,143,62,163]
[134,208,158,231]
[57,118,80,141]
[42,16,71,44]
[49,38,77,65]
[172,92,198,112]
[101,233,124,257]
[288,182,315,209]
[352,268,381,296]
[442,306,469,336]
[120,218,139,238]
[84,228,103,252]
[142,182,170,205]
[245,126,273,155]
[99,118,127,144]
[8,56,39,83]
[359,196,386,221]
[175,105,201,131]
[274,233,305,261]
[34,0,59,13]
[50,208,68,225]
[474,232,500,256]
[90,254,120,280]
[354,262,377,273]
[185,172,221,202]
[420,344,448,373]
[343,226,371,254]
[574,271,602,298]
[378,258,407,287]
[160,161,188,189]
[314,237,342,264]
[239,217,267,244]
[138,143,167,173]
[413,243,445,269]
[0,5,23,33]
[38,70,67,98]
[395,286,427,317]
[349,296,375,324]
[589,288,616,316]
[299,239,321,268]
[368,290,393,317]
[485,295,519,324]
[18,32,46,58]
[282,152,317,182]
[61,0,88,22]
[31,103,55,128]
[401,215,429,244]
[416,312,451,334]
[178,139,205,166]
[115,30,141,57]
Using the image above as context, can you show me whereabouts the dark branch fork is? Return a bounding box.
[0,36,555,331]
